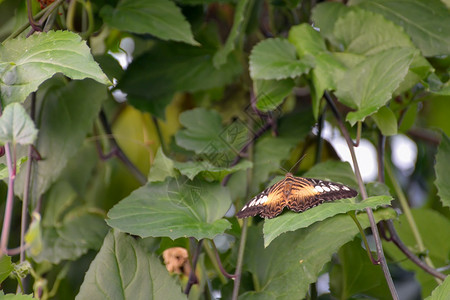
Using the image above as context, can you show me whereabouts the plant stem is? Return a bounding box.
[384,161,440,282]
[347,212,378,265]
[5,0,64,42]
[208,240,235,280]
[324,92,399,300]
[232,218,248,300]
[151,116,167,154]
[184,239,204,294]
[377,133,444,281]
[0,143,16,255]
[98,110,147,185]
[384,221,446,280]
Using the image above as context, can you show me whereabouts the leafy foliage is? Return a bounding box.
[76,230,186,300]
[0,31,110,105]
[0,0,449,299]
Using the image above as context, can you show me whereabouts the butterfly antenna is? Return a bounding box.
[288,154,308,174]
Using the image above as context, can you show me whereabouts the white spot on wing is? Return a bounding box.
[322,186,330,192]
[342,186,350,191]
[261,195,268,204]
[315,186,324,193]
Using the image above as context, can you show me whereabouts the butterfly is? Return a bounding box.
[236,173,358,219]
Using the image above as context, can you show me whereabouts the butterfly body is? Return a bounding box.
[236,173,358,219]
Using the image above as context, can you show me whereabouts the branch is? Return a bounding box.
[232,218,248,300]
[0,143,17,256]
[97,110,147,185]
[382,221,446,281]
[184,239,204,294]
[323,92,399,300]
[210,241,236,279]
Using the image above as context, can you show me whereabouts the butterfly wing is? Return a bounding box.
[287,177,358,212]
[236,179,287,219]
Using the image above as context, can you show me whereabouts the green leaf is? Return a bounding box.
[288,24,327,57]
[310,53,347,119]
[250,111,314,195]
[0,31,110,105]
[241,208,396,299]
[0,156,27,180]
[0,103,37,145]
[76,230,186,300]
[213,0,251,67]
[311,2,352,45]
[351,0,450,56]
[0,255,13,284]
[249,38,315,80]
[333,9,416,56]
[175,108,227,154]
[383,209,450,298]
[148,148,176,182]
[254,79,295,112]
[371,106,398,136]
[118,42,241,119]
[100,0,198,46]
[335,48,415,125]
[435,133,450,208]
[330,239,390,299]
[107,178,232,240]
[31,181,109,263]
[25,213,42,257]
[0,292,36,299]
[174,160,252,181]
[264,195,392,247]
[301,160,358,188]
[14,79,107,202]
[425,276,450,300]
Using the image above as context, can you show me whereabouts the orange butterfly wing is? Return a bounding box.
[236,174,358,219]
[235,179,287,219]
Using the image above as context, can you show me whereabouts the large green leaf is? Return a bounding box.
[107,178,232,240]
[14,79,107,202]
[334,9,415,56]
[117,42,242,119]
[0,255,13,284]
[249,38,315,80]
[383,209,450,298]
[435,133,450,208]
[336,48,415,125]
[264,196,391,247]
[76,230,186,300]
[240,208,396,300]
[30,181,109,263]
[351,0,450,56]
[0,103,37,145]
[213,0,251,67]
[100,0,198,46]
[330,239,390,299]
[0,31,110,105]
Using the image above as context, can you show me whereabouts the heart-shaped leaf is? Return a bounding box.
[107,178,232,240]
